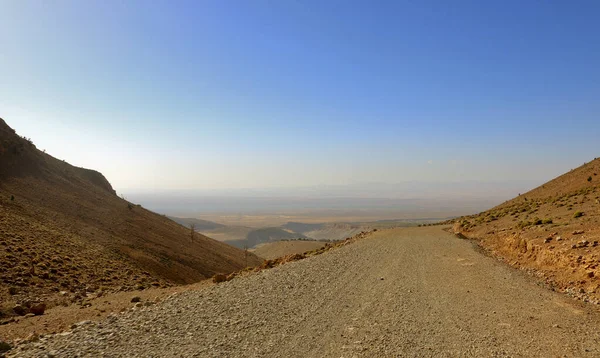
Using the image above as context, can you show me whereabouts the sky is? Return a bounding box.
[1,1,599,195]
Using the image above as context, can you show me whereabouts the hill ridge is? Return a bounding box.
[454,157,600,304]
[0,118,261,317]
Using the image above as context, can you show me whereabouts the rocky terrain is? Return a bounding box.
[0,118,260,322]
[7,227,600,357]
[453,157,600,303]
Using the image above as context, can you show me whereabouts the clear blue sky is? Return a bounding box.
[1,1,599,192]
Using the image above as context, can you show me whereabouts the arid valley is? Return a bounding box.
[2,2,600,356]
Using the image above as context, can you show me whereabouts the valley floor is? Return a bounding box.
[9,227,600,357]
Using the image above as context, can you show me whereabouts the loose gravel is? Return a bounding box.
[8,227,600,357]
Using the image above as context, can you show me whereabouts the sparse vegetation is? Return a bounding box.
[573,211,584,218]
[22,136,34,146]
[588,176,593,182]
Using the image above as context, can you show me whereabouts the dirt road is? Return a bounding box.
[9,227,600,357]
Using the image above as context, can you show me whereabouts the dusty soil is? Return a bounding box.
[9,227,600,357]
[453,157,600,303]
[251,240,327,260]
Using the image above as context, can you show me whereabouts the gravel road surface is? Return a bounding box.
[9,227,600,357]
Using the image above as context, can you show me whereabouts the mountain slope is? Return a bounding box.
[0,118,261,311]
[454,157,600,302]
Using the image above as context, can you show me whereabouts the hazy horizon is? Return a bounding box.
[123,180,540,222]
[2,1,599,199]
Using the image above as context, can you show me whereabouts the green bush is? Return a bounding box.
[517,221,532,229]
[573,211,584,218]
[542,218,553,224]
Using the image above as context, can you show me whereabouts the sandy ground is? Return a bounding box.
[8,226,600,357]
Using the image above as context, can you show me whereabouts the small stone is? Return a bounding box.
[131,296,141,303]
[24,313,35,318]
[379,277,384,281]
[73,320,92,328]
[7,287,18,295]
[573,230,585,235]
[552,324,560,328]
[212,274,228,283]
[24,333,39,343]
[134,302,143,308]
[12,304,27,316]
[30,303,46,315]
[544,237,552,243]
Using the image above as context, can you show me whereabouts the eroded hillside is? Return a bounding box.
[0,118,261,317]
[454,157,600,302]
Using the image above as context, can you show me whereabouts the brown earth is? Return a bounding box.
[0,118,261,321]
[9,227,600,357]
[0,230,373,345]
[452,157,600,303]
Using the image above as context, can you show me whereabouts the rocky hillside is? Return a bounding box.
[454,157,600,303]
[0,118,261,317]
